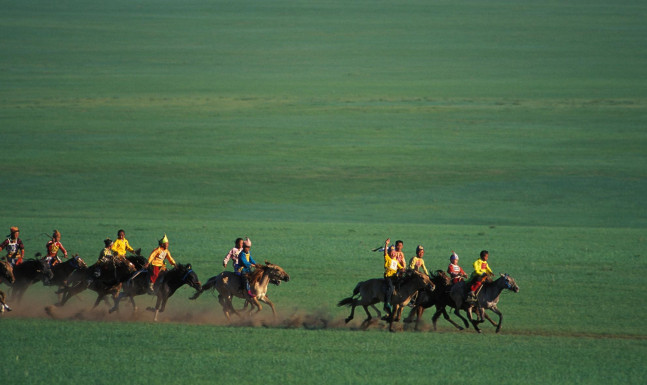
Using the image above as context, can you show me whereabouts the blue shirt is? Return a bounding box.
[236,250,256,274]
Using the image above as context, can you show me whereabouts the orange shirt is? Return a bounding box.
[147,247,176,267]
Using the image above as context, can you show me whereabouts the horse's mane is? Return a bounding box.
[431,270,451,287]
[248,264,266,286]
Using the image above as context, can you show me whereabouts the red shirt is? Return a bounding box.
[46,240,67,258]
[447,263,466,283]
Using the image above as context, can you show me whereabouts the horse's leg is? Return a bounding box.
[218,295,231,321]
[487,306,503,333]
[344,300,357,324]
[466,307,481,333]
[434,305,462,331]
[388,305,399,332]
[92,293,105,310]
[258,295,276,318]
[394,305,404,322]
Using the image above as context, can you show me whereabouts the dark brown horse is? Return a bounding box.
[0,260,15,286]
[404,270,470,331]
[190,261,290,321]
[8,256,57,302]
[449,273,519,333]
[338,270,435,332]
[8,255,85,304]
[109,263,202,321]
[57,255,145,308]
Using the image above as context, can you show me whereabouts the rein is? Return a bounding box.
[182,269,194,282]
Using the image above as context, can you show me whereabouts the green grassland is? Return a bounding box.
[1,0,646,384]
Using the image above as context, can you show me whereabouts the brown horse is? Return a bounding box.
[0,260,16,286]
[190,261,290,321]
[109,263,202,321]
[404,270,470,331]
[338,270,435,332]
[449,273,519,333]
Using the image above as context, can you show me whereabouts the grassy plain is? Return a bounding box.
[1,0,646,384]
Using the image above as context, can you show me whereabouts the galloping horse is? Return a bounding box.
[7,258,46,302]
[57,255,145,308]
[338,270,435,332]
[449,273,519,333]
[190,261,290,321]
[0,260,15,286]
[109,263,202,321]
[404,270,470,331]
[47,255,87,303]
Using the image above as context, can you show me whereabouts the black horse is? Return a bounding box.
[109,263,201,321]
[8,257,49,302]
[57,255,146,308]
[404,270,470,331]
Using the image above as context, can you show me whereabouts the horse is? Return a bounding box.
[46,255,88,303]
[0,259,16,286]
[403,270,470,331]
[109,263,202,321]
[449,273,519,333]
[338,270,435,332]
[190,261,290,321]
[8,257,50,302]
[57,255,146,308]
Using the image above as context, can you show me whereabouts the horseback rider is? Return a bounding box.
[235,238,257,298]
[223,237,245,269]
[467,250,493,303]
[111,229,136,259]
[45,230,68,267]
[408,245,429,276]
[42,230,68,285]
[144,234,176,294]
[383,238,404,318]
[0,226,24,266]
[94,238,114,279]
[447,251,468,284]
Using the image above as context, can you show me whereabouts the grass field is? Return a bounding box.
[1,0,646,384]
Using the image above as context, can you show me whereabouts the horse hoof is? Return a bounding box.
[345,318,352,324]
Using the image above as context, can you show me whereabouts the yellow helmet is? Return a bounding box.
[160,234,169,245]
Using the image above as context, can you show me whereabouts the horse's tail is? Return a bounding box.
[337,297,354,307]
[338,281,363,307]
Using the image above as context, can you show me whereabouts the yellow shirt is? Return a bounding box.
[408,256,429,276]
[148,247,176,268]
[112,238,134,257]
[472,258,493,276]
[384,253,404,278]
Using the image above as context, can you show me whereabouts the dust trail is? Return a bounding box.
[1,293,418,331]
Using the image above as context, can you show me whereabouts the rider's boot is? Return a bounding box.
[148,281,155,295]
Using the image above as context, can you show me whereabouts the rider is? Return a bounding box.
[447,251,467,284]
[144,234,176,294]
[383,238,404,319]
[111,229,136,259]
[391,240,406,273]
[235,238,256,298]
[408,245,429,276]
[467,250,494,303]
[223,237,244,269]
[43,230,68,285]
[94,238,114,279]
[45,230,68,267]
[0,226,25,266]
